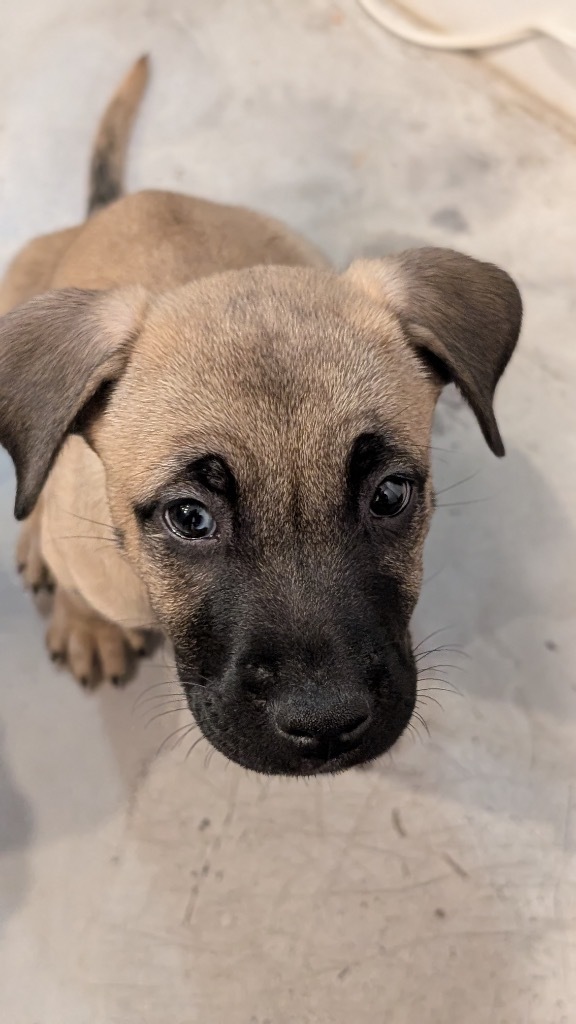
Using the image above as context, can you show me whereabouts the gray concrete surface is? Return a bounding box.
[1,1,576,1022]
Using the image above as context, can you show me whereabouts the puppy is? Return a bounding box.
[0,58,522,776]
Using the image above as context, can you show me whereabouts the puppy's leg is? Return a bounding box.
[16,498,54,594]
[47,587,148,688]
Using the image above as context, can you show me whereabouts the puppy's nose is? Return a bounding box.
[273,695,371,753]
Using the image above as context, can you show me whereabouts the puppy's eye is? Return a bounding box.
[163,500,217,540]
[370,477,413,518]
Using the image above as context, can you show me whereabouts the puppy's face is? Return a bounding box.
[0,253,522,775]
[97,270,438,774]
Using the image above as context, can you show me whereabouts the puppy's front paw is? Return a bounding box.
[46,588,148,689]
[16,504,54,594]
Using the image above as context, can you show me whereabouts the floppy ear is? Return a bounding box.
[0,287,147,520]
[344,247,522,456]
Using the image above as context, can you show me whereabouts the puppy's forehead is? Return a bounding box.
[111,266,437,490]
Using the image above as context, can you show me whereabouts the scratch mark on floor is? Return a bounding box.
[392,808,407,838]
[443,852,469,879]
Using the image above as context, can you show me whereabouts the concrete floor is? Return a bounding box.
[1,1,576,1022]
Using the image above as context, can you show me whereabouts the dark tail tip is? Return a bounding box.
[87,55,151,217]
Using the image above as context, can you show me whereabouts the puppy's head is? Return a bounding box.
[0,250,521,775]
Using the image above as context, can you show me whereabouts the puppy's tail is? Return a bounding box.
[87,55,150,217]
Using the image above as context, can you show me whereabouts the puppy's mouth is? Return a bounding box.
[177,667,417,777]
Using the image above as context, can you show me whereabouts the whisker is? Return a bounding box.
[136,695,189,713]
[418,662,466,674]
[174,722,200,753]
[418,682,461,696]
[415,693,442,709]
[155,722,197,758]
[415,643,468,661]
[143,706,189,728]
[405,720,422,744]
[53,534,117,544]
[415,652,464,666]
[132,678,206,710]
[133,692,185,711]
[415,655,462,671]
[412,710,430,737]
[413,626,455,652]
[181,674,214,687]
[142,658,177,670]
[55,507,117,532]
[418,681,460,690]
[133,679,182,695]
[436,497,492,509]
[132,682,179,710]
[422,566,445,587]
[185,734,207,760]
[406,441,457,455]
[94,543,122,557]
[435,472,480,496]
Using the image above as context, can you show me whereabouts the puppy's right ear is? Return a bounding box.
[0,287,147,520]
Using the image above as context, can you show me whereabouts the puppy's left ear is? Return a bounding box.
[0,287,147,520]
[344,248,522,456]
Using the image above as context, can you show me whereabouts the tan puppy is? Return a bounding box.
[0,59,521,776]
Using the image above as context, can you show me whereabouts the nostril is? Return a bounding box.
[338,711,370,741]
[284,724,317,740]
[274,717,321,749]
[274,703,372,751]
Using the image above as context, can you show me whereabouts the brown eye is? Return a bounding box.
[163,501,217,540]
[370,477,413,518]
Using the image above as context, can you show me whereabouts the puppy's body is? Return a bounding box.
[0,191,327,307]
[0,60,522,775]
